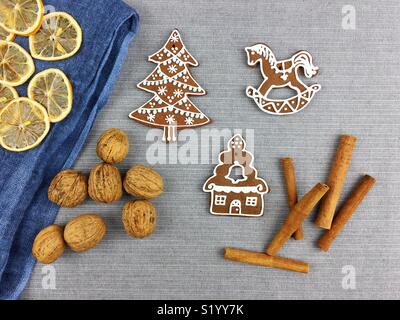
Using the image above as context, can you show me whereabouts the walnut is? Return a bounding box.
[96,128,129,164]
[88,163,123,203]
[122,200,156,239]
[48,170,87,208]
[32,225,65,264]
[64,214,106,252]
[123,165,163,199]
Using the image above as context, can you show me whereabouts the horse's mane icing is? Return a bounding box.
[251,44,276,65]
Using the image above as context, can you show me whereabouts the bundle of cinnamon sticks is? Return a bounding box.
[224,135,376,273]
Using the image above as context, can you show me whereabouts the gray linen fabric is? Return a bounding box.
[22,0,400,299]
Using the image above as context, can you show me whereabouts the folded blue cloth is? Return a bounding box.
[0,0,139,299]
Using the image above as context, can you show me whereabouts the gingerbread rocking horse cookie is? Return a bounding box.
[245,44,321,115]
[203,134,270,217]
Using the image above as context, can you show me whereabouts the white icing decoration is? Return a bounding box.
[130,30,210,141]
[203,134,269,217]
[165,115,176,125]
[245,43,321,116]
[184,117,194,125]
[211,185,265,193]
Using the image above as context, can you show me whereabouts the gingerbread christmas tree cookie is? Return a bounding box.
[203,134,270,217]
[129,29,210,142]
[245,44,321,115]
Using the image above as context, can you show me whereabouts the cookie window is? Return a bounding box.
[215,195,227,206]
[246,197,258,207]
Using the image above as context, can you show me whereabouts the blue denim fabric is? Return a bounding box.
[0,0,139,299]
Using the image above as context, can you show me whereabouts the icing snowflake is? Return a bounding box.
[168,65,178,74]
[173,89,184,98]
[147,113,155,122]
[170,34,180,43]
[157,86,167,96]
[185,117,194,125]
[165,115,176,125]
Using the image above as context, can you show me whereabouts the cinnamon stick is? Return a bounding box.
[315,135,357,229]
[318,175,376,251]
[224,248,309,273]
[267,183,329,256]
[281,158,304,240]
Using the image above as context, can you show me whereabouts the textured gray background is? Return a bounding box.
[22,0,400,299]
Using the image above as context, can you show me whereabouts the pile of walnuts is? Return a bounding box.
[32,128,164,265]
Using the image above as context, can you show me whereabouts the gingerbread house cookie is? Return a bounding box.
[203,134,270,217]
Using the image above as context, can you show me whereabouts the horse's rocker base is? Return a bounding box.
[246,84,321,115]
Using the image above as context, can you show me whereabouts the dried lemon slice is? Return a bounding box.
[0,40,35,86]
[0,25,15,41]
[29,12,82,61]
[28,68,73,123]
[0,83,18,110]
[0,97,50,152]
[0,0,44,36]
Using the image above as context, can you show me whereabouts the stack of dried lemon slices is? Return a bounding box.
[0,0,82,152]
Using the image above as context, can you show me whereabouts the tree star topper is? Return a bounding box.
[245,44,321,115]
[203,134,270,217]
[129,29,210,142]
